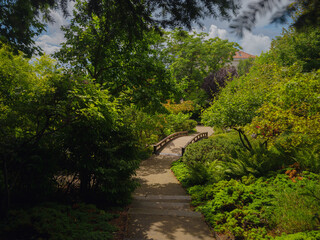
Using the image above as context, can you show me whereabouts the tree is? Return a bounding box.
[55,1,177,112]
[57,79,140,204]
[0,45,69,214]
[1,0,239,56]
[201,54,303,151]
[268,27,320,72]
[165,29,239,102]
[247,69,320,149]
[0,0,69,56]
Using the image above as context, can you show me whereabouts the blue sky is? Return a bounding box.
[35,0,293,56]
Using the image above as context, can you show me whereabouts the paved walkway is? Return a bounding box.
[125,126,214,240]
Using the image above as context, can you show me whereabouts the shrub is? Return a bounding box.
[186,173,320,240]
[0,203,117,240]
[237,58,255,77]
[292,145,320,174]
[177,132,243,185]
[202,66,238,99]
[183,132,242,164]
[163,100,194,114]
[224,144,291,179]
[272,231,320,240]
[180,119,197,132]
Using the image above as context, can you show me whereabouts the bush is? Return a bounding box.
[272,231,320,240]
[124,107,196,148]
[183,131,242,164]
[0,45,141,210]
[0,203,117,240]
[163,100,194,114]
[224,143,291,179]
[186,173,320,240]
[174,132,243,185]
[202,66,238,99]
[180,119,197,132]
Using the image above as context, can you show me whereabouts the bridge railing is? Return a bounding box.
[153,131,188,154]
[181,132,208,156]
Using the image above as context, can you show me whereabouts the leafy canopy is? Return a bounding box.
[165,29,239,102]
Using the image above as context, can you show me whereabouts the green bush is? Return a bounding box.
[183,131,242,164]
[171,160,194,188]
[224,144,291,179]
[185,173,320,240]
[179,132,243,184]
[0,45,141,209]
[0,203,117,240]
[180,119,197,132]
[124,107,195,148]
[292,145,320,174]
[272,231,320,240]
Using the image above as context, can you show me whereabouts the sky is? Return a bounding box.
[35,0,293,56]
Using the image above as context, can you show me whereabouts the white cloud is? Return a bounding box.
[35,40,61,55]
[241,31,272,55]
[204,24,272,56]
[35,2,75,55]
[208,25,228,40]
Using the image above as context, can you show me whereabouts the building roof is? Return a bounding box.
[233,51,255,59]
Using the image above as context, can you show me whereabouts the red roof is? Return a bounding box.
[233,51,255,59]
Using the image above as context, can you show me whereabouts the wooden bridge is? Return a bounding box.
[153,126,212,156]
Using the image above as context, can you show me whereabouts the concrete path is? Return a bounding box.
[125,126,214,240]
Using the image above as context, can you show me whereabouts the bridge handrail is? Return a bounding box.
[181,132,208,155]
[153,131,188,154]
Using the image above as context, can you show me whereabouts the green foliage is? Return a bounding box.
[269,28,320,72]
[224,144,291,179]
[56,2,176,113]
[271,186,320,234]
[175,132,243,185]
[171,160,194,188]
[55,78,141,205]
[247,69,320,150]
[0,45,141,210]
[273,231,320,240]
[237,58,255,76]
[124,107,196,148]
[0,203,116,240]
[183,132,242,164]
[185,173,320,240]
[292,145,320,174]
[0,47,69,202]
[0,1,68,56]
[165,29,240,102]
[163,100,195,114]
[201,62,300,128]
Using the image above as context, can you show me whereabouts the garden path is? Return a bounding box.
[125,126,215,240]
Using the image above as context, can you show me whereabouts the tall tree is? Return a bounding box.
[55,0,176,112]
[165,29,239,102]
[1,0,239,56]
